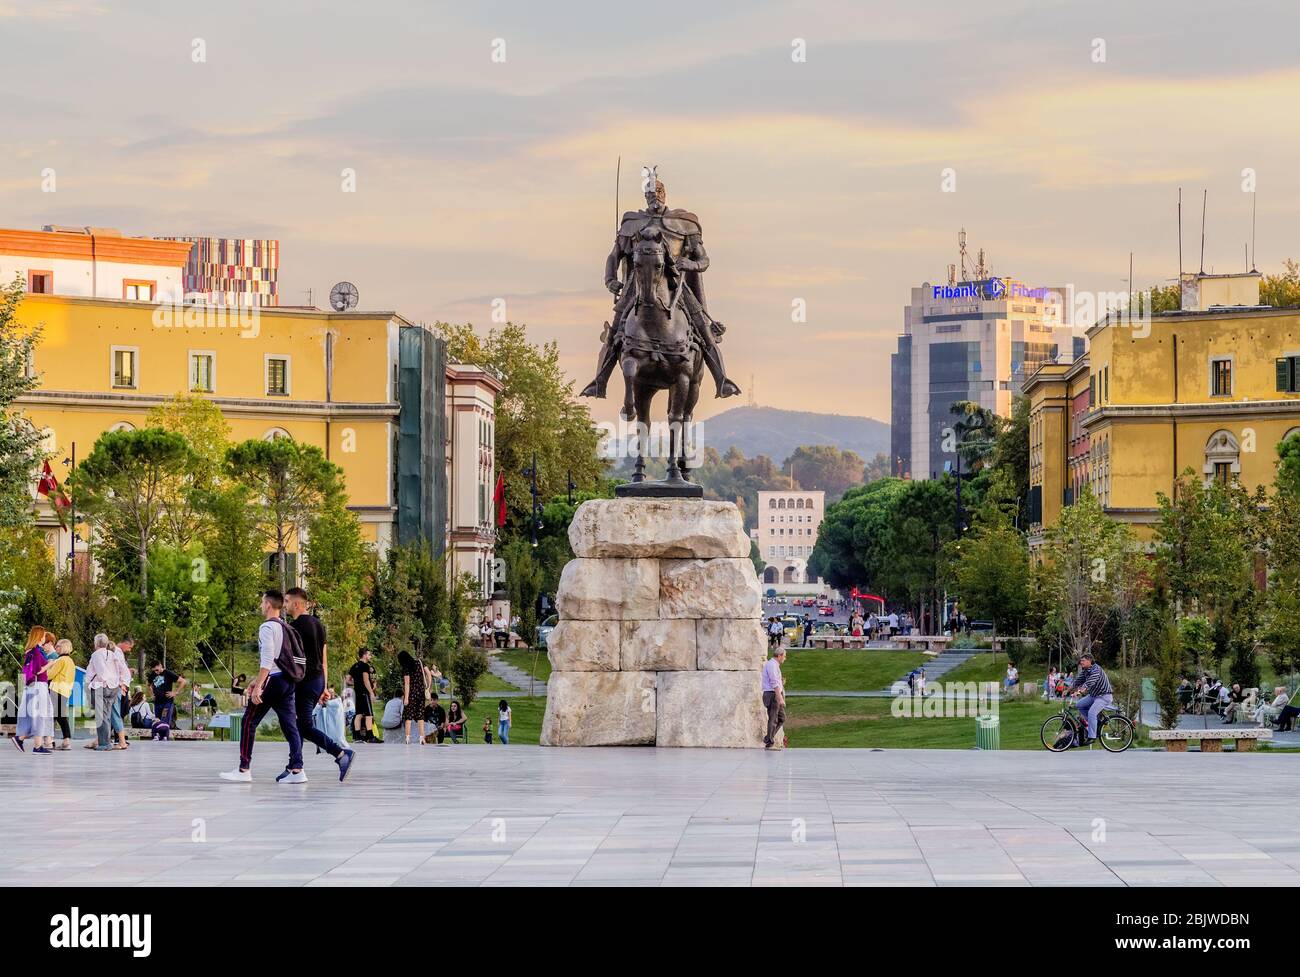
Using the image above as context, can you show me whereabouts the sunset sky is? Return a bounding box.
[3,0,1296,424]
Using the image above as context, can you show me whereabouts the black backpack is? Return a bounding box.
[273,618,307,682]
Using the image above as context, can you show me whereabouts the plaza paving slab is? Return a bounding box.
[3,741,1300,887]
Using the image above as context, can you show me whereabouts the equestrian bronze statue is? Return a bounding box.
[582,167,741,497]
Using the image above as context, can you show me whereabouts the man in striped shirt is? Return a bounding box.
[1069,651,1113,746]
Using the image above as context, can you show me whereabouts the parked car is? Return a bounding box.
[537,614,558,648]
[780,615,804,643]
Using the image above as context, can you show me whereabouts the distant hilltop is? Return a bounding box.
[702,406,889,462]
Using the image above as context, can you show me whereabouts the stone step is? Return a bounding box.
[881,649,982,691]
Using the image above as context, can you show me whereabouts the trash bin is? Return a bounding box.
[230,710,244,746]
[976,713,1000,750]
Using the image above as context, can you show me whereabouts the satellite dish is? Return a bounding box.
[329,281,359,312]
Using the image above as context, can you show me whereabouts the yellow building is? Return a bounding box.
[1026,272,1300,547]
[10,228,500,591]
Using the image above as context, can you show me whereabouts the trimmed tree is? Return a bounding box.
[73,427,193,600]
[225,438,344,593]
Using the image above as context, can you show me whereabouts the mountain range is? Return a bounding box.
[700,406,890,463]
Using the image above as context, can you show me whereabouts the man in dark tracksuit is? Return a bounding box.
[286,588,353,782]
[1069,652,1113,746]
[220,590,303,783]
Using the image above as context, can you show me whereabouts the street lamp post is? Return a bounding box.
[521,453,542,547]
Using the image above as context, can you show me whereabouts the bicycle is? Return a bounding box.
[1040,699,1134,753]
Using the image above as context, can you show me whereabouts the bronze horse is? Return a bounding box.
[619,228,703,485]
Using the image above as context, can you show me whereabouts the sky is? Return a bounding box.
[2,0,1297,425]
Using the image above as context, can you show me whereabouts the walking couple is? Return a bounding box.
[219,588,355,785]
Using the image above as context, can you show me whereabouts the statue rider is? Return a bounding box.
[580,172,741,400]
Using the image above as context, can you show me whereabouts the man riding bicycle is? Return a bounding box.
[1068,649,1113,746]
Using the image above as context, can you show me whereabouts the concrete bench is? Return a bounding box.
[895,635,952,654]
[121,727,214,740]
[1147,728,1272,752]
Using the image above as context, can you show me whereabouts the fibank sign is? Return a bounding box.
[931,279,1054,302]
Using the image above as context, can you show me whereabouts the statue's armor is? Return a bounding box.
[584,202,739,400]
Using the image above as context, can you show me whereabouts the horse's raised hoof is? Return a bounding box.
[717,379,741,398]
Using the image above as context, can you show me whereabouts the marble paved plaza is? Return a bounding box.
[4,742,1300,886]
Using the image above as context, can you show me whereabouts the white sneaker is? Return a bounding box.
[276,769,308,784]
[219,768,251,782]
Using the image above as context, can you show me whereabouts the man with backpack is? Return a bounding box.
[220,590,306,784]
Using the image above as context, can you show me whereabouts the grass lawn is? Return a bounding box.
[400,695,546,746]
[781,649,925,692]
[941,652,1046,689]
[478,669,519,693]
[787,695,1065,749]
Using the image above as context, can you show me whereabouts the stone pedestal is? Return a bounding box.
[541,498,766,748]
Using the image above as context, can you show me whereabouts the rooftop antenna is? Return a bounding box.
[958,228,969,280]
[1199,188,1207,275]
[614,155,621,232]
[747,373,756,408]
[1177,187,1183,281]
[1251,190,1258,272]
[976,247,988,279]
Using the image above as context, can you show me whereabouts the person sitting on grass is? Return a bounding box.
[1004,664,1019,692]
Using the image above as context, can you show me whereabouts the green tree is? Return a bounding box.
[880,477,959,629]
[781,444,865,500]
[1037,490,1135,659]
[1148,284,1181,313]
[73,427,193,600]
[1155,471,1264,683]
[225,438,343,592]
[198,483,269,662]
[946,475,1029,639]
[808,478,908,593]
[449,645,490,713]
[862,452,890,483]
[304,500,374,678]
[146,393,232,548]
[1260,258,1300,308]
[1264,432,1300,681]
[1154,621,1184,730]
[0,277,44,531]
[500,536,544,646]
[438,320,604,530]
[989,395,1030,523]
[139,541,227,675]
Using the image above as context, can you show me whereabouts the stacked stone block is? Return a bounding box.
[540,498,766,748]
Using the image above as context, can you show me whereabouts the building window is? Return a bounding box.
[1278,356,1300,393]
[1211,358,1233,397]
[189,351,216,393]
[122,280,155,301]
[1203,430,1241,485]
[27,270,53,294]
[263,428,293,441]
[111,346,138,389]
[266,355,290,396]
